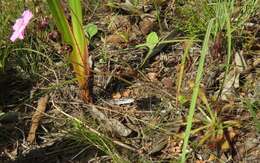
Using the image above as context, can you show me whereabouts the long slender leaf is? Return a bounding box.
[68,0,86,50]
[47,0,73,44]
[180,19,214,163]
[67,0,87,85]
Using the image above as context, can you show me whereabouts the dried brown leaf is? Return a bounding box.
[27,95,49,144]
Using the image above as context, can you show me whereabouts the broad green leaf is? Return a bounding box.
[68,0,86,53]
[67,0,89,90]
[138,32,159,68]
[47,0,73,44]
[146,32,159,49]
[84,23,98,40]
[0,112,5,117]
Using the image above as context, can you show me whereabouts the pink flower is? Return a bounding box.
[10,10,33,42]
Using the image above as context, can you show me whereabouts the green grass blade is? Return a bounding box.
[46,0,73,44]
[217,5,232,99]
[180,19,214,163]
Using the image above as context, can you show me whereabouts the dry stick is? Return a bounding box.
[27,95,49,144]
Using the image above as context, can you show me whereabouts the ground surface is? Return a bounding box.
[0,0,259,162]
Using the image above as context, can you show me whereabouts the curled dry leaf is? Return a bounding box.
[90,105,132,137]
[112,92,122,99]
[162,77,173,89]
[27,95,49,144]
[106,118,132,137]
[139,16,156,35]
[147,72,158,81]
[89,104,107,121]
[107,15,131,33]
[106,34,126,44]
[220,51,246,100]
[122,89,131,97]
[149,138,168,155]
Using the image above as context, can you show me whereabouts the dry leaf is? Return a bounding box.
[139,16,155,35]
[208,154,217,161]
[27,95,49,144]
[90,105,132,137]
[106,34,126,44]
[107,15,131,33]
[106,118,132,137]
[162,77,173,89]
[122,89,131,97]
[227,127,237,139]
[195,160,206,163]
[220,51,246,100]
[149,138,168,155]
[147,72,158,81]
[89,105,107,121]
[112,92,121,99]
[162,138,183,156]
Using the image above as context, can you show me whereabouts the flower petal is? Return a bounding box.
[10,10,33,42]
[21,10,33,24]
[13,18,23,30]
